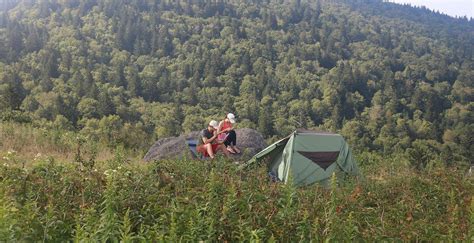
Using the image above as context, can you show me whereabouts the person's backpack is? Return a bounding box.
[186,138,201,159]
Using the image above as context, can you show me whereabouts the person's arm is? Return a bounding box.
[202,131,218,144]
[217,121,224,134]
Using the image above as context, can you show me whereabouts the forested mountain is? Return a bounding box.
[0,0,472,165]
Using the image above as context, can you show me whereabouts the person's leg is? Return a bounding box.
[227,130,236,145]
[197,145,208,158]
[224,133,236,153]
[205,143,215,158]
[217,144,230,157]
[232,145,241,154]
[228,130,240,153]
[227,147,236,154]
[223,137,230,146]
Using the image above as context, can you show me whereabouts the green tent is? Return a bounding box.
[246,130,360,187]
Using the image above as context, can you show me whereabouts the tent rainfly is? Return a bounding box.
[246,130,360,187]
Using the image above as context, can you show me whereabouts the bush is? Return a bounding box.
[0,110,32,124]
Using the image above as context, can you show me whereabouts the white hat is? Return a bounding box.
[209,120,219,129]
[227,113,236,123]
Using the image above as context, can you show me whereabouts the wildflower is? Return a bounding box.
[104,169,118,177]
[34,153,42,161]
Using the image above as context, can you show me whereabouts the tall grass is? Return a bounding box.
[0,151,472,241]
[0,122,143,163]
[0,122,472,241]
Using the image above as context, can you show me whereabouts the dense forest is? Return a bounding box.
[1,0,473,164]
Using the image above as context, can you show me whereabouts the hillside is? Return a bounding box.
[1,0,473,165]
[0,0,473,241]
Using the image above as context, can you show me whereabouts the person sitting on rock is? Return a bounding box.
[196,120,230,159]
[217,113,241,154]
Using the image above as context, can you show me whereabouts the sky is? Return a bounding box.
[387,0,473,18]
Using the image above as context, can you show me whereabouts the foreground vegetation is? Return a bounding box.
[0,0,472,240]
[0,123,472,241]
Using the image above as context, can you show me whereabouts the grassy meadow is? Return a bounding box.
[0,122,472,241]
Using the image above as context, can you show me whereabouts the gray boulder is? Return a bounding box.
[143,128,266,162]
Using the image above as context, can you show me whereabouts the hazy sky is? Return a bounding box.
[388,0,473,18]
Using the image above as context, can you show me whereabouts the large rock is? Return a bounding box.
[143,128,266,162]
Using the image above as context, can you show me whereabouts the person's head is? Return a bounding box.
[208,120,219,131]
[226,113,236,124]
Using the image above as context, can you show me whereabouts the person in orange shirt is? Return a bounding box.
[217,113,241,154]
